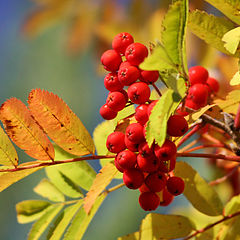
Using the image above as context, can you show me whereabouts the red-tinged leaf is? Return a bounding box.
[28,89,95,156]
[0,125,18,167]
[83,162,118,214]
[0,98,55,160]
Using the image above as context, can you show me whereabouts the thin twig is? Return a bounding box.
[184,144,227,153]
[178,138,199,153]
[105,182,125,194]
[151,83,162,97]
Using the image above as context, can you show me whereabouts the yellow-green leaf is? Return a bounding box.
[225,194,240,215]
[175,161,224,216]
[0,125,18,166]
[118,232,139,240]
[34,179,65,202]
[222,27,240,54]
[230,71,240,86]
[140,213,195,239]
[28,89,95,156]
[219,216,240,240]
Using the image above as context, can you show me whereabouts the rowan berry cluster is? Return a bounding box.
[99,32,187,211]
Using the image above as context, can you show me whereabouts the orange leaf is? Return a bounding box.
[84,162,118,214]
[0,98,55,160]
[28,89,95,156]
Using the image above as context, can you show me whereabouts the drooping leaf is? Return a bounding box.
[118,232,140,240]
[139,213,195,239]
[204,0,240,25]
[47,200,83,240]
[28,204,63,240]
[64,193,106,240]
[222,27,240,54]
[0,125,18,166]
[16,200,51,224]
[84,162,118,214]
[161,0,188,74]
[28,89,95,156]
[146,77,186,146]
[174,161,224,216]
[188,10,236,56]
[215,89,240,114]
[230,71,240,86]
[34,179,65,202]
[0,98,55,160]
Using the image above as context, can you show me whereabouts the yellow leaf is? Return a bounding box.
[83,162,118,214]
[0,125,18,166]
[230,71,240,86]
[28,89,95,156]
[0,98,55,160]
[222,27,240,54]
[118,232,140,240]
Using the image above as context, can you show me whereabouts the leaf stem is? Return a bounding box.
[105,182,125,194]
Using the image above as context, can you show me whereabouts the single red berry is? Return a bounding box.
[147,100,158,117]
[112,32,134,54]
[137,154,160,173]
[138,141,154,157]
[116,149,137,170]
[166,176,185,196]
[176,105,189,117]
[99,104,117,120]
[159,188,174,206]
[119,61,132,69]
[106,132,126,153]
[139,182,150,193]
[104,73,123,92]
[185,99,201,110]
[118,66,140,86]
[106,91,127,112]
[158,156,176,173]
[123,169,144,189]
[154,139,177,161]
[139,192,160,211]
[207,77,219,93]
[125,123,145,143]
[125,42,148,66]
[101,49,122,72]
[114,157,124,173]
[124,136,139,152]
[187,83,209,106]
[140,70,159,84]
[128,82,150,104]
[188,66,209,85]
[135,104,149,125]
[145,171,167,192]
[167,115,188,137]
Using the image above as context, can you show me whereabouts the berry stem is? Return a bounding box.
[234,103,240,130]
[151,83,162,97]
[105,182,125,193]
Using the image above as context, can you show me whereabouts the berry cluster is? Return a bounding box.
[99,33,187,211]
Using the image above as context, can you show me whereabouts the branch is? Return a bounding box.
[151,82,162,97]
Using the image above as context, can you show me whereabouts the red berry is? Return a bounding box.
[124,136,139,152]
[176,105,189,117]
[104,73,123,92]
[140,70,159,84]
[139,183,150,193]
[116,150,137,170]
[137,154,160,173]
[158,156,176,173]
[167,115,188,137]
[159,188,174,206]
[118,66,140,86]
[125,42,148,66]
[114,158,124,173]
[139,192,160,211]
[185,99,201,110]
[101,49,122,72]
[106,91,127,112]
[154,139,177,161]
[106,132,126,153]
[135,104,149,125]
[188,66,209,85]
[145,171,167,192]
[123,169,144,189]
[166,176,185,196]
[112,32,134,54]
[147,100,158,117]
[99,104,117,120]
[138,141,154,157]
[125,123,145,143]
[119,61,132,69]
[207,77,219,93]
[128,82,150,104]
[187,83,209,106]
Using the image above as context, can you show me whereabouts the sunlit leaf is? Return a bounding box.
[188,10,236,56]
[174,161,223,216]
[118,232,139,240]
[225,194,240,215]
[34,179,65,202]
[84,162,118,214]
[16,200,51,224]
[0,125,18,166]
[28,89,95,156]
[28,204,63,240]
[0,98,55,160]
[140,213,195,239]
[222,27,240,54]
[64,193,106,240]
[230,71,240,86]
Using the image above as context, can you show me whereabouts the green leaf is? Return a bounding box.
[222,27,240,54]
[34,179,65,202]
[225,194,240,215]
[230,71,240,86]
[28,204,63,240]
[16,200,51,224]
[161,0,189,74]
[118,232,139,240]
[140,213,195,239]
[146,77,186,146]
[188,10,236,56]
[174,161,224,216]
[204,0,240,25]
[47,200,83,240]
[63,193,106,240]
